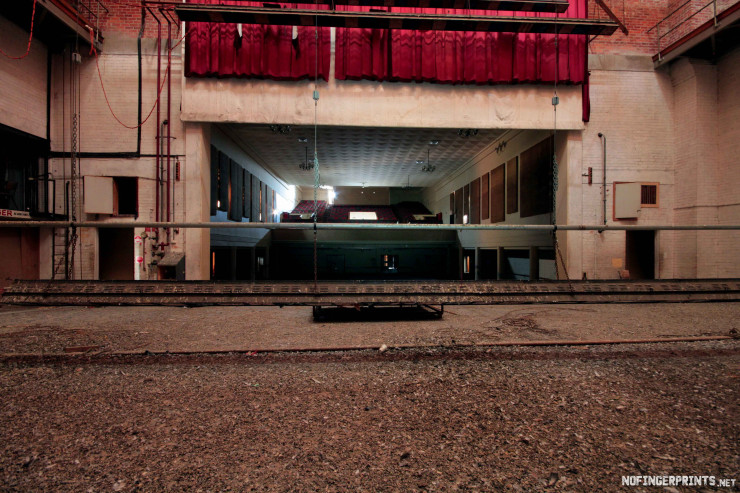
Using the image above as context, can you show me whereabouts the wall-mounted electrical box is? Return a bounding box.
[613,182,641,220]
[84,176,114,214]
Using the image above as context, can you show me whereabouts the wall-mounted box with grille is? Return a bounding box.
[613,182,660,220]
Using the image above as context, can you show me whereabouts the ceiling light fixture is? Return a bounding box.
[421,147,436,173]
[298,146,313,171]
[458,129,478,138]
[429,140,439,145]
[270,124,292,135]
[298,137,308,143]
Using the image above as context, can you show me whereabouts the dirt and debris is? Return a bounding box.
[0,303,738,491]
[0,302,738,354]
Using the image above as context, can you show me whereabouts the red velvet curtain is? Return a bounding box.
[185,0,331,81]
[335,1,588,85]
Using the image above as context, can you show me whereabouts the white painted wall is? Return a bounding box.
[715,46,740,278]
[578,54,675,279]
[424,129,557,250]
[209,125,295,249]
[181,29,584,131]
[0,16,47,139]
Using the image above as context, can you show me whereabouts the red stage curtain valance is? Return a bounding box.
[335,1,588,85]
[185,0,331,81]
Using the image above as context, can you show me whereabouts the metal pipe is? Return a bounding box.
[598,132,607,226]
[160,119,167,223]
[161,8,172,239]
[0,335,733,359]
[2,221,740,231]
[147,7,161,223]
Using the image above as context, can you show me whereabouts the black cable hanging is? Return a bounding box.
[550,23,571,287]
[312,15,320,290]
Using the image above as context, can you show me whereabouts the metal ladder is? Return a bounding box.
[51,227,69,280]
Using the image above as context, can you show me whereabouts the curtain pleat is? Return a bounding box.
[185,0,330,81]
[335,0,587,85]
[184,0,589,109]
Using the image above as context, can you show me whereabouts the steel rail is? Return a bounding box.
[1,221,740,231]
[141,0,570,10]
[0,336,734,361]
[4,279,740,306]
[173,5,619,35]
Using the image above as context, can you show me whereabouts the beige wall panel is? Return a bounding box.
[0,16,47,138]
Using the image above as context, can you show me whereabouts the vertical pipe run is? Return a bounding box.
[165,12,172,238]
[598,133,607,226]
[148,8,161,223]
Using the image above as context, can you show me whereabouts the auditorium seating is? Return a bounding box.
[282,200,442,224]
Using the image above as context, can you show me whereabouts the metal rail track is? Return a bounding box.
[2,279,739,306]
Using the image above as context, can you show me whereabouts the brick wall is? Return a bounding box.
[713,45,740,277]
[97,2,169,39]
[44,29,185,279]
[580,54,674,278]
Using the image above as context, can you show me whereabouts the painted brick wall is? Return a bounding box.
[713,45,740,277]
[44,29,185,279]
[51,35,184,157]
[579,55,675,278]
[0,15,48,139]
[667,50,739,279]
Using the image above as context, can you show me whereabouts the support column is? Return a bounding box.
[458,246,464,280]
[474,247,480,281]
[529,246,539,281]
[184,122,211,280]
[496,247,504,280]
[250,247,256,281]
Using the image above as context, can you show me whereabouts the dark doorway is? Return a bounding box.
[327,254,346,278]
[478,249,498,279]
[500,249,530,280]
[99,228,134,280]
[235,248,252,280]
[0,228,39,287]
[626,230,655,279]
[210,247,231,280]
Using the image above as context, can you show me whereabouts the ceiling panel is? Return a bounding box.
[224,124,505,188]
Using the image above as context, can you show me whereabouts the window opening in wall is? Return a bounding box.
[481,172,490,221]
[242,174,246,217]
[113,177,137,216]
[641,183,658,207]
[382,254,398,272]
[216,164,221,209]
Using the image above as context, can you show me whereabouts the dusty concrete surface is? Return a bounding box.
[0,303,738,354]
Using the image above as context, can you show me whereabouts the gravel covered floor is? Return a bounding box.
[0,303,738,491]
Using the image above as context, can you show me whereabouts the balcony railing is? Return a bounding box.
[648,0,738,59]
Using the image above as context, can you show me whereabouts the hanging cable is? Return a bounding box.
[312,16,320,290]
[88,23,191,129]
[0,0,38,60]
[550,22,571,286]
